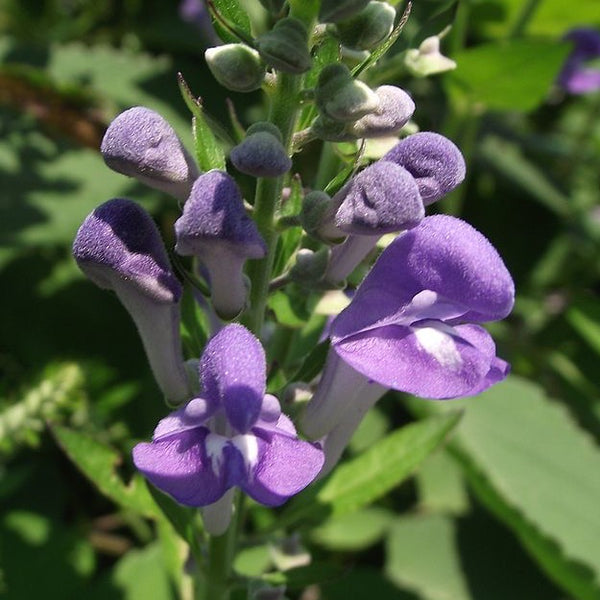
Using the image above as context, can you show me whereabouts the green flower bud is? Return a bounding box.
[205,44,266,92]
[257,0,286,14]
[335,1,396,51]
[289,248,330,283]
[319,0,371,23]
[316,64,379,122]
[311,115,353,142]
[256,18,312,74]
[404,35,457,77]
[300,190,334,238]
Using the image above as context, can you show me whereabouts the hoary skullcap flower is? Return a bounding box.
[303,215,514,469]
[73,198,190,404]
[318,161,424,282]
[557,28,600,95]
[174,171,266,319]
[133,324,324,533]
[404,34,457,78]
[101,107,199,201]
[349,85,415,138]
[383,132,466,205]
[230,122,292,177]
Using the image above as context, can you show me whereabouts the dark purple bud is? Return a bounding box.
[101,107,199,201]
[230,122,292,178]
[175,171,266,319]
[383,132,466,205]
[350,86,415,138]
[73,199,190,404]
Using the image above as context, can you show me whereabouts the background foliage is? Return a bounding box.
[1,0,600,598]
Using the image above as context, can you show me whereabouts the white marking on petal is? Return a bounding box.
[413,323,463,370]
[205,433,228,476]
[231,434,259,481]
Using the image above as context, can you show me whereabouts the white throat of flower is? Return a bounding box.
[412,320,463,370]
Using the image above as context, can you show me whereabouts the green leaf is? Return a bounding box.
[386,514,472,600]
[567,297,600,358]
[178,74,227,171]
[288,339,330,384]
[348,405,390,454]
[52,425,156,517]
[447,40,570,112]
[268,291,308,328]
[278,412,462,528]
[420,376,600,599]
[311,507,394,550]
[209,0,253,44]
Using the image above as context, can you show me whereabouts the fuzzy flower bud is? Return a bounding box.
[300,191,335,240]
[101,107,199,201]
[205,44,266,93]
[230,122,292,178]
[256,18,312,74]
[73,198,190,404]
[350,85,415,138]
[335,1,396,51]
[404,34,457,77]
[174,171,266,319]
[319,0,371,23]
[383,132,466,205]
[316,64,379,122]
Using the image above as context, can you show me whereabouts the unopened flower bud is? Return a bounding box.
[316,64,379,122]
[311,115,352,142]
[319,0,371,23]
[101,107,199,201]
[350,85,415,138]
[335,1,396,51]
[289,248,330,283]
[404,35,457,77]
[256,18,312,74]
[230,122,291,177]
[175,171,267,319]
[205,44,266,92]
[300,190,335,239]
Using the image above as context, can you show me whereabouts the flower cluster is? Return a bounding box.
[73,0,514,528]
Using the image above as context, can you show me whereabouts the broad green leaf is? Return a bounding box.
[234,545,273,578]
[386,515,472,600]
[311,507,394,550]
[447,40,570,112]
[348,405,390,454]
[111,543,174,600]
[419,376,600,599]
[473,0,600,37]
[268,291,308,328]
[278,412,461,528]
[52,425,156,517]
[416,450,469,515]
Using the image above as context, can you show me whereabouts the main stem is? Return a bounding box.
[242,72,303,335]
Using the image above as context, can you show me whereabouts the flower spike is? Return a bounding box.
[101,106,199,201]
[175,171,267,319]
[73,198,190,404]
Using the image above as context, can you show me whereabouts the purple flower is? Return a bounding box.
[383,132,466,205]
[101,107,200,201]
[133,325,324,529]
[73,198,191,404]
[175,171,267,319]
[557,28,600,95]
[303,215,514,470]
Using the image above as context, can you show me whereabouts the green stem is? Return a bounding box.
[314,142,341,190]
[242,72,304,335]
[508,0,542,38]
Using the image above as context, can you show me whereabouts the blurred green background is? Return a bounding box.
[1,0,600,598]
